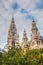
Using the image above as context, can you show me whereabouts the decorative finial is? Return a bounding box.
[24,28,26,33]
[12,14,14,21]
[32,18,35,22]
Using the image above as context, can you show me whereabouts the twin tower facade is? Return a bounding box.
[5,16,43,52]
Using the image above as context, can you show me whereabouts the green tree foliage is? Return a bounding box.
[0,52,2,65]
[1,48,43,65]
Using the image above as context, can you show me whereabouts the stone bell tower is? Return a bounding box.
[22,29,28,53]
[5,16,19,51]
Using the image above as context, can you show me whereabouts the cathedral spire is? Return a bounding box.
[22,29,28,42]
[11,15,15,25]
[30,19,43,49]
[31,19,38,38]
[22,29,28,53]
[12,15,14,22]
[9,15,17,34]
[5,16,19,51]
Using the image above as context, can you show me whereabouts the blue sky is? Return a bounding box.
[0,0,43,49]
